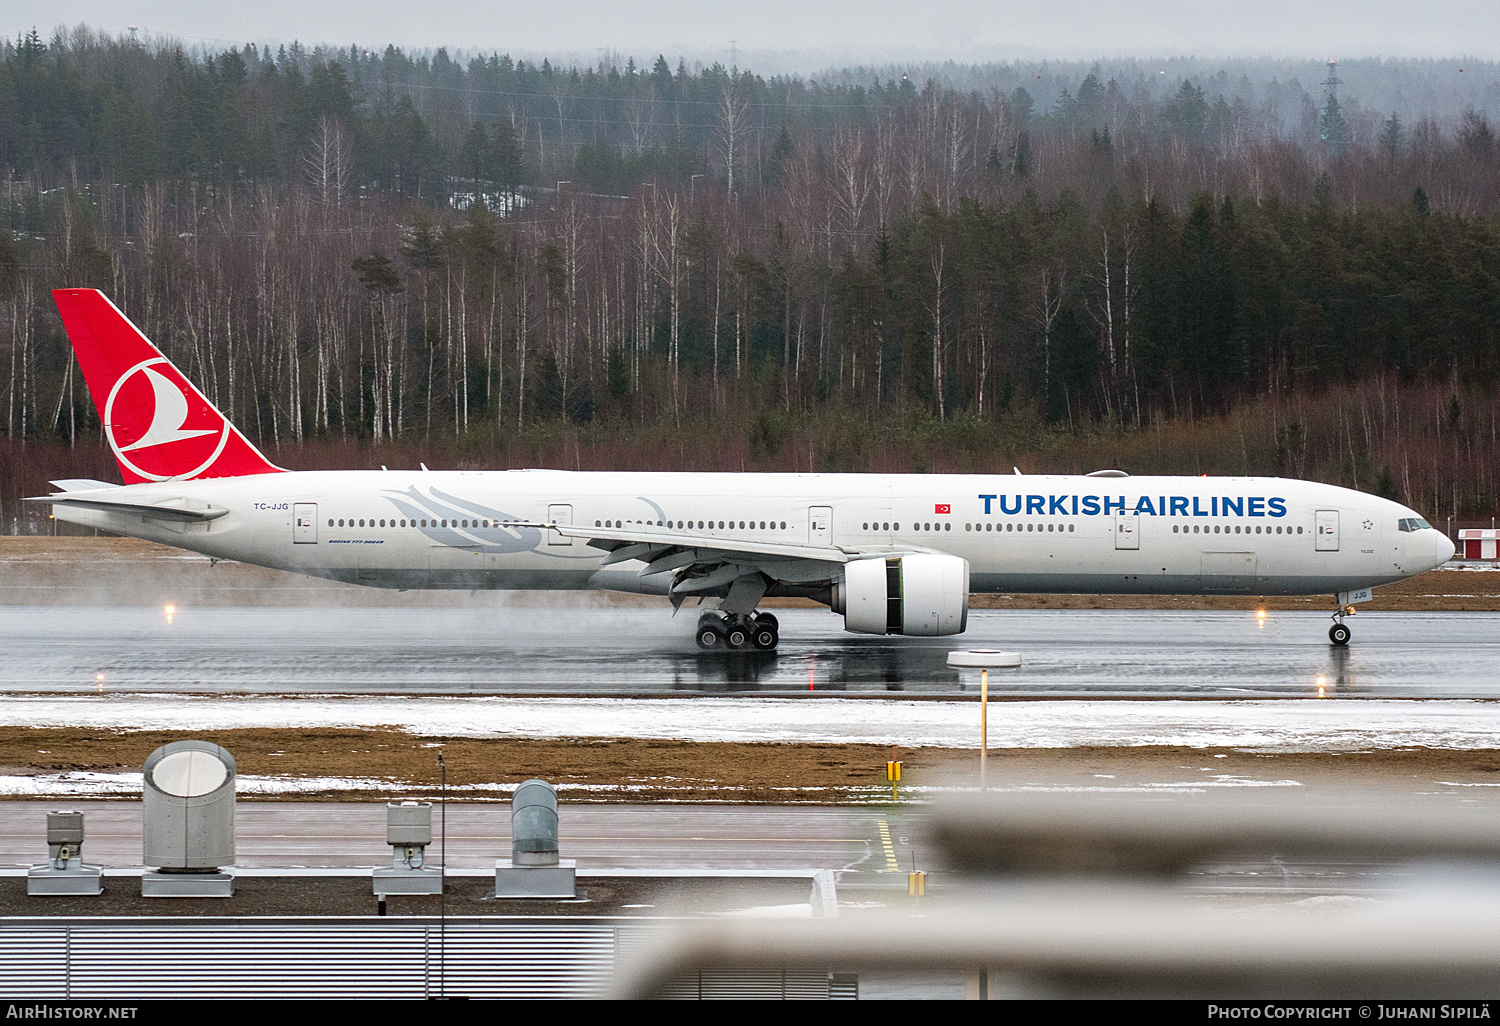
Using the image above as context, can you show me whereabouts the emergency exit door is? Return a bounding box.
[1316,510,1340,551]
[1114,512,1139,550]
[293,503,318,543]
[547,504,574,546]
[808,506,833,546]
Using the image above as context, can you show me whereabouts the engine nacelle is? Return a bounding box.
[832,554,969,636]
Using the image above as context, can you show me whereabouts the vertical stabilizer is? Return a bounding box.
[52,289,284,483]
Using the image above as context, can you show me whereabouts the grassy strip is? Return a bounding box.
[5,728,1500,803]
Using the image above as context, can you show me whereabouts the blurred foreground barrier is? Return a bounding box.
[615,793,1500,999]
[614,885,1500,998]
[930,793,1500,875]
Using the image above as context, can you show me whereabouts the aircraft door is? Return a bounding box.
[809,506,834,546]
[293,503,318,544]
[547,504,574,546]
[1316,510,1339,551]
[1114,512,1139,550]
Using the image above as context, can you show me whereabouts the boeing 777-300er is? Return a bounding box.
[32,289,1455,649]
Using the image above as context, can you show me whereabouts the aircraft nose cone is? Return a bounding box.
[1436,531,1456,567]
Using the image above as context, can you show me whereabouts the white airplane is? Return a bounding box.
[33,289,1454,649]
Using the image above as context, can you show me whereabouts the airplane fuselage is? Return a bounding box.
[49,469,1450,599]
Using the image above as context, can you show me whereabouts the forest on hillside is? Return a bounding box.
[0,26,1498,523]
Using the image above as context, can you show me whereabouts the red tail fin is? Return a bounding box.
[53,289,284,484]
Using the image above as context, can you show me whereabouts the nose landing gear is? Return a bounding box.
[696,610,779,651]
[1329,602,1354,646]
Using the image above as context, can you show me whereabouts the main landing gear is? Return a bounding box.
[1329,602,1354,646]
[696,610,779,651]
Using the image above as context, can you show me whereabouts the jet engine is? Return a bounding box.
[832,554,969,636]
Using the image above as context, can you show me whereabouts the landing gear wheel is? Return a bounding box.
[751,624,779,650]
[696,625,725,650]
[1329,623,1351,646]
[754,612,779,633]
[725,624,750,649]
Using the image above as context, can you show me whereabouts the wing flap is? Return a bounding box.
[550,522,865,564]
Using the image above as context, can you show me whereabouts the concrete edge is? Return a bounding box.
[0,866,832,879]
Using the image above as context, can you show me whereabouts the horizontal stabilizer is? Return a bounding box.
[49,479,118,492]
[27,495,229,523]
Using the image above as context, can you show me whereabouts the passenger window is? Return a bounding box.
[1068,524,1074,532]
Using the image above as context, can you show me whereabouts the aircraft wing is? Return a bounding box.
[552,522,867,564]
[539,521,932,609]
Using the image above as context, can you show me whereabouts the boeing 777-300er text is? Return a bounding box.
[32,289,1455,649]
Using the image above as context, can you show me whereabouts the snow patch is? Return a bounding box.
[2,694,1499,751]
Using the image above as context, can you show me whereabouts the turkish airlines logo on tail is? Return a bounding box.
[104,358,229,481]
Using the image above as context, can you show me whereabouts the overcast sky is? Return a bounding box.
[11,2,1500,66]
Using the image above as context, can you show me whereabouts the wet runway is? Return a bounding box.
[2,606,1497,698]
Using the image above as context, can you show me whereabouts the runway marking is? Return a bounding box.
[878,819,899,872]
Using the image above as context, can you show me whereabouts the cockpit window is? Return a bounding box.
[1399,519,1413,532]
[1398,517,1434,532]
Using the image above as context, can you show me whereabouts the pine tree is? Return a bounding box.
[1319,93,1349,156]
[1381,111,1403,164]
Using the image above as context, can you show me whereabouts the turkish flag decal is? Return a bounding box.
[934,503,951,515]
